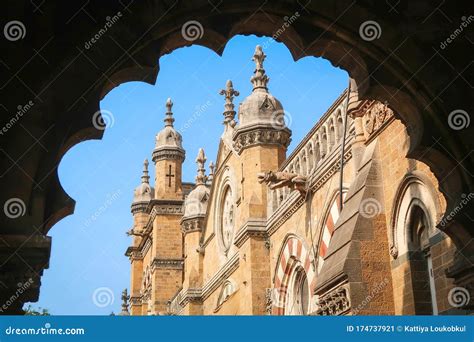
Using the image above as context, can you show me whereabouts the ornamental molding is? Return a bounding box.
[232,125,291,154]
[152,147,185,162]
[181,216,204,234]
[315,282,351,316]
[151,258,184,270]
[131,201,149,214]
[267,147,352,237]
[233,218,267,247]
[149,199,184,216]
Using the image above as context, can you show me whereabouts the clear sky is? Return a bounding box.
[35,35,347,315]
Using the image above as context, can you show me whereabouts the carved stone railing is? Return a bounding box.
[267,95,354,216]
[167,288,185,315]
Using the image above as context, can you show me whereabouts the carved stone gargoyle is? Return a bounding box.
[257,171,307,196]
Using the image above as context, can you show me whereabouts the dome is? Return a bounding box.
[155,125,183,149]
[133,182,154,204]
[132,159,154,206]
[182,148,210,219]
[238,91,285,128]
[155,98,183,150]
[236,45,287,131]
[183,185,210,218]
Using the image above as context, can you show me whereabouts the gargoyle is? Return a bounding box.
[257,171,307,195]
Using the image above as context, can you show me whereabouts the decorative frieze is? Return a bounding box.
[181,216,204,234]
[152,147,185,162]
[363,101,394,140]
[232,126,291,154]
[151,258,184,270]
[315,283,351,316]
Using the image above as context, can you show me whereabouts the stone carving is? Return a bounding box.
[265,288,273,315]
[120,288,130,315]
[232,127,291,154]
[315,285,350,316]
[258,171,307,195]
[363,101,394,136]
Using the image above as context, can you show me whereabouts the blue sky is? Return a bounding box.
[35,35,347,314]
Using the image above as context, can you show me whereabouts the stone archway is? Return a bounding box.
[1,0,472,313]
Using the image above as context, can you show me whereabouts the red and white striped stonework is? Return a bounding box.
[317,191,347,273]
[272,236,316,315]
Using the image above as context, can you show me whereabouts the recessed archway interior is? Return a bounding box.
[36,34,349,314]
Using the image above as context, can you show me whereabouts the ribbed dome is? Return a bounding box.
[133,182,154,204]
[182,148,209,219]
[155,125,183,149]
[183,185,210,218]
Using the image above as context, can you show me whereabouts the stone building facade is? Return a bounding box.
[126,46,464,316]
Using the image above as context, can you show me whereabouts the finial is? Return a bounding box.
[164,97,175,127]
[120,288,130,315]
[141,159,150,184]
[195,148,207,185]
[251,45,269,91]
[219,80,239,127]
[209,161,215,176]
[207,161,215,183]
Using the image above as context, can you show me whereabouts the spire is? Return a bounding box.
[164,97,175,127]
[141,159,150,184]
[120,289,130,316]
[219,80,239,127]
[251,45,269,92]
[195,148,207,185]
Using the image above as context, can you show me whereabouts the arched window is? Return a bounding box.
[290,267,309,315]
[405,204,437,315]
